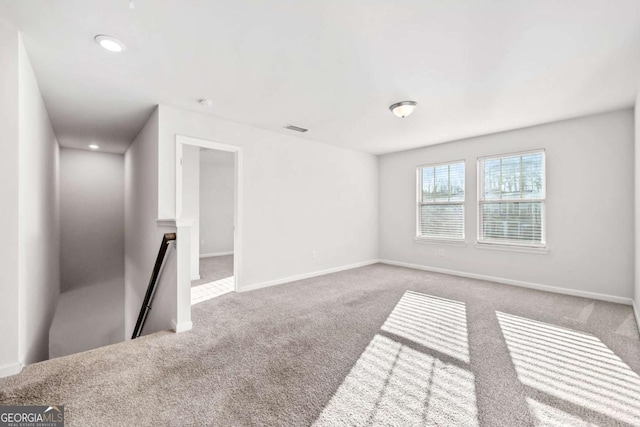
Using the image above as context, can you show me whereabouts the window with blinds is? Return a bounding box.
[417,161,465,240]
[478,150,545,247]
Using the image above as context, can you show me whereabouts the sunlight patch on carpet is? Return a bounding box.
[191,276,234,305]
[497,311,640,426]
[314,291,477,426]
[381,291,470,363]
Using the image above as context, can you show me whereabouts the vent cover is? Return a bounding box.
[284,125,308,133]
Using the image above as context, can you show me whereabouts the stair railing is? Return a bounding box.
[131,233,177,339]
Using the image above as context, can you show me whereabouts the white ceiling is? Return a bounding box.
[1,0,639,155]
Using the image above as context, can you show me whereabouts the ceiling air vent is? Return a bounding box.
[284,125,308,133]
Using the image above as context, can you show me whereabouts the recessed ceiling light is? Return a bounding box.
[199,99,213,107]
[89,144,100,150]
[389,101,417,118]
[94,35,126,53]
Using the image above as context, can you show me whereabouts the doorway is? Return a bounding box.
[175,135,242,305]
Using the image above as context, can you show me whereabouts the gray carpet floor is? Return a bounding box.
[192,255,234,287]
[1,263,639,426]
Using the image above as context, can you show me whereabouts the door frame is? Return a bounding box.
[175,134,243,292]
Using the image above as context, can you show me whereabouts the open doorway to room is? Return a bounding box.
[191,148,235,302]
[175,135,242,306]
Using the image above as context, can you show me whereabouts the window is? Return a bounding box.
[478,150,545,247]
[417,161,465,241]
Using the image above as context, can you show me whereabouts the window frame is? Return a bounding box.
[415,159,466,243]
[476,149,546,249]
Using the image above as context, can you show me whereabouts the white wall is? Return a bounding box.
[200,150,235,255]
[158,105,379,290]
[182,145,200,279]
[124,107,159,337]
[125,108,177,337]
[1,24,62,374]
[0,21,21,376]
[18,36,61,365]
[634,93,640,318]
[380,109,634,301]
[60,148,124,293]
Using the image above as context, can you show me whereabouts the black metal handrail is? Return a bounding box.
[131,232,177,339]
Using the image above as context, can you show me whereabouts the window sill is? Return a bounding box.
[414,237,468,247]
[475,243,549,254]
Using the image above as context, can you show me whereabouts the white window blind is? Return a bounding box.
[478,150,545,247]
[417,161,465,240]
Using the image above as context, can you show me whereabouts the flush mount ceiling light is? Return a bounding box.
[94,35,126,53]
[389,101,417,118]
[89,144,99,150]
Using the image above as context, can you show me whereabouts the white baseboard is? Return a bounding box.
[200,251,234,258]
[0,361,22,378]
[239,260,380,293]
[171,320,193,333]
[633,300,640,332]
[380,259,634,305]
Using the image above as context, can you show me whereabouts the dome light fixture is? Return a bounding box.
[89,144,100,150]
[389,101,417,118]
[94,35,126,53]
